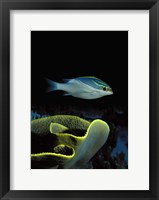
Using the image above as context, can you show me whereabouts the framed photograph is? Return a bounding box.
[0,0,158,199]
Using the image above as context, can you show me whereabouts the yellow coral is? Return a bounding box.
[31,115,110,169]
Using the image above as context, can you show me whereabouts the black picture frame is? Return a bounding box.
[0,0,158,199]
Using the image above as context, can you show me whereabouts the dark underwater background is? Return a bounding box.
[31,31,128,169]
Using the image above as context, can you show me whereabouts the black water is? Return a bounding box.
[31,31,128,169]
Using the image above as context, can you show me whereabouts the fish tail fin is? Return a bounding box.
[45,78,58,93]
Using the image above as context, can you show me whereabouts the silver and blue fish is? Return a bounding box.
[46,76,113,100]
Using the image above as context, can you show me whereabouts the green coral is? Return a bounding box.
[31,115,110,169]
[31,115,90,135]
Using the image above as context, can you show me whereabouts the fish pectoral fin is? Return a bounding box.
[77,92,94,96]
[50,123,69,134]
[63,92,71,96]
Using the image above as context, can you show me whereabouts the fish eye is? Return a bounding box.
[102,87,107,91]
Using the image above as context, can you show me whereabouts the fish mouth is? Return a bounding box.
[107,92,113,95]
[107,88,113,95]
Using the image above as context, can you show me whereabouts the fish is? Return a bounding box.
[46,76,113,100]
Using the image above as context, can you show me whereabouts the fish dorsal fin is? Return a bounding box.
[63,78,71,83]
[78,76,97,79]
[50,123,69,134]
